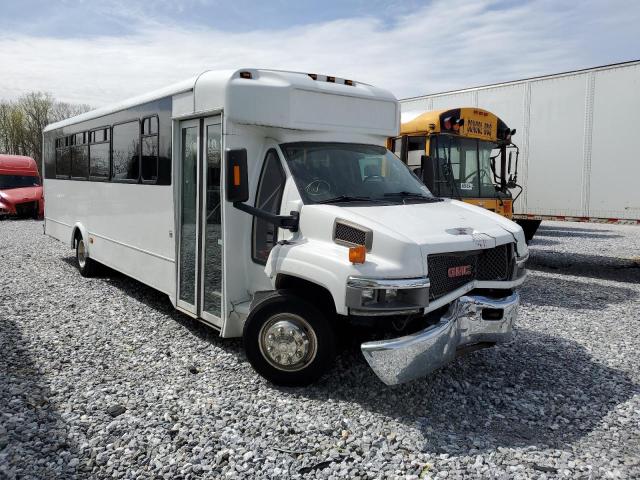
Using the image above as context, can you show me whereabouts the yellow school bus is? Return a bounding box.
[389,107,519,218]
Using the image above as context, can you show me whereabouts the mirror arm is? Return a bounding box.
[232,202,299,232]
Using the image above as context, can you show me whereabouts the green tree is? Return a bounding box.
[0,92,90,172]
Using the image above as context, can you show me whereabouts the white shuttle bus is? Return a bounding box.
[43,69,528,385]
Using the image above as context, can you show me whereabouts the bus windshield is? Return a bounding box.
[281,142,435,205]
[0,174,40,189]
[430,135,497,198]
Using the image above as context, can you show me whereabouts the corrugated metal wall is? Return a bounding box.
[401,62,640,220]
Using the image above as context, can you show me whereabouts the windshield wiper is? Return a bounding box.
[315,195,381,204]
[383,191,443,202]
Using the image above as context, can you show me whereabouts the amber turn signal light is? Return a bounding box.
[349,245,366,264]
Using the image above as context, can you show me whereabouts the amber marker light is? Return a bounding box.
[349,245,366,264]
[233,165,241,186]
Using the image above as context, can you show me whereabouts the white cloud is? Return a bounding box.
[1,0,638,106]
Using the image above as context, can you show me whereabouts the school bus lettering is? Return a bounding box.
[467,119,492,137]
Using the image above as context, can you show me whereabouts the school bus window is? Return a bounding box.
[407,136,426,169]
[391,137,402,157]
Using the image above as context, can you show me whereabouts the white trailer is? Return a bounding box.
[43,69,527,385]
[400,60,640,240]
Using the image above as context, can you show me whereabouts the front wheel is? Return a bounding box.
[243,292,336,386]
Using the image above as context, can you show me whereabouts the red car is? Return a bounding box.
[0,154,44,219]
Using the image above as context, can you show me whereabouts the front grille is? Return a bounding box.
[427,244,513,300]
[15,201,37,216]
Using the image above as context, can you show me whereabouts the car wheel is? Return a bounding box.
[243,292,336,386]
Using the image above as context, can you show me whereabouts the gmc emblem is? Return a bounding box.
[448,265,472,278]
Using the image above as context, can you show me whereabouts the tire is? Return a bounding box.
[243,292,336,386]
[517,219,542,244]
[75,235,98,277]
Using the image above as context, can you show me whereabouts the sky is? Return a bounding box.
[0,0,639,106]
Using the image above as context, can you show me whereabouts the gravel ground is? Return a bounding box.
[1,219,639,479]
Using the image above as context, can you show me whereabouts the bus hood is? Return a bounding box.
[340,198,523,254]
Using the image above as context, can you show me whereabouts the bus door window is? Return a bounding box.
[455,138,480,197]
[478,142,497,196]
[430,135,458,198]
[406,136,426,177]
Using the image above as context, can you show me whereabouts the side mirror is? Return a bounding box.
[226,148,249,203]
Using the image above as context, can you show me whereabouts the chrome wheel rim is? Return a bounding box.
[258,313,317,372]
[77,239,87,269]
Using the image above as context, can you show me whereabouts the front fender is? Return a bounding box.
[266,238,424,315]
[266,241,344,314]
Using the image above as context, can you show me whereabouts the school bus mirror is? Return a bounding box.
[226,148,249,203]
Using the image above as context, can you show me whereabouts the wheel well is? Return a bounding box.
[275,274,336,316]
[72,227,82,248]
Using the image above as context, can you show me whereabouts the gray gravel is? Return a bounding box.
[1,219,639,479]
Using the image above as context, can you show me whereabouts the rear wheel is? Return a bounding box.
[76,236,98,277]
[243,292,336,386]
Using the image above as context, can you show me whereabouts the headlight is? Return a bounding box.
[346,277,430,316]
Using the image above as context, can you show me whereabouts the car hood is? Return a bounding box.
[0,186,43,204]
[339,199,521,254]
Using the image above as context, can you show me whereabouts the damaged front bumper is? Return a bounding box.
[360,292,519,385]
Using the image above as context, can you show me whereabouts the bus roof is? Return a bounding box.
[0,154,39,175]
[44,69,399,136]
[399,107,510,142]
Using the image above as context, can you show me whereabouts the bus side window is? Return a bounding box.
[71,132,89,179]
[56,137,72,179]
[112,120,140,182]
[252,149,286,264]
[141,116,159,183]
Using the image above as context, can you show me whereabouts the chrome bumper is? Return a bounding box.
[361,292,519,385]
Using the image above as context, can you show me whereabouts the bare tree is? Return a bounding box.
[0,92,91,172]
